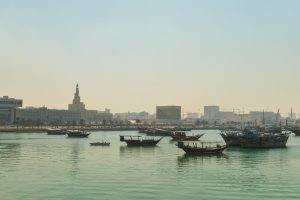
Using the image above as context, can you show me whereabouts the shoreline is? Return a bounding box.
[0,126,220,133]
[0,127,138,133]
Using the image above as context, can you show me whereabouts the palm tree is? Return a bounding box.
[14,117,20,129]
[79,119,85,128]
[71,120,77,128]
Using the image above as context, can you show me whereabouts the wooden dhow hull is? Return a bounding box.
[120,135,163,146]
[181,145,226,155]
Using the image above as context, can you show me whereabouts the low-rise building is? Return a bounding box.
[3,84,112,125]
[114,112,149,121]
[156,105,181,124]
[83,109,113,124]
[16,107,81,124]
[248,111,279,124]
[203,106,220,120]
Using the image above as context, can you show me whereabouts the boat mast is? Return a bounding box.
[291,107,293,120]
[241,108,244,130]
[276,109,280,127]
[239,109,244,130]
[262,109,265,131]
[288,107,293,127]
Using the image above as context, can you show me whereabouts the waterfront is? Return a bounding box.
[0,130,300,200]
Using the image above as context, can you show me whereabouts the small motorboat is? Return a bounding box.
[90,141,110,146]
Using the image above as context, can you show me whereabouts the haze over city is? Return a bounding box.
[2,2,300,200]
[1,0,299,114]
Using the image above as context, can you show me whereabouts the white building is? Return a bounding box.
[0,96,23,124]
[114,112,149,121]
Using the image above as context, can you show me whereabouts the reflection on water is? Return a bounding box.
[0,143,21,161]
[69,141,84,177]
[0,143,22,177]
[119,145,160,155]
[0,143,21,157]
[228,147,289,167]
[177,153,228,166]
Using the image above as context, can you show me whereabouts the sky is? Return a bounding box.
[0,0,299,115]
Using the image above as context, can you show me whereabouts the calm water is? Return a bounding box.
[0,130,299,200]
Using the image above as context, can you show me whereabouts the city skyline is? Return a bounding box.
[1,1,300,114]
[4,84,296,118]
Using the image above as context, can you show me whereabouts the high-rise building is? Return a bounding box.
[68,84,85,111]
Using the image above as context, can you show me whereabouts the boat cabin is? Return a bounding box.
[120,135,156,142]
[177,141,224,149]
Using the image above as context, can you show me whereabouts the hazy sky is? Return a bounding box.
[0,0,299,114]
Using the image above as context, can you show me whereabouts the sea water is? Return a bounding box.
[0,130,299,200]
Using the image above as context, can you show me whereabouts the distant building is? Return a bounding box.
[202,106,241,123]
[185,112,199,119]
[0,96,23,124]
[183,112,200,124]
[114,112,149,121]
[218,111,236,122]
[204,106,220,120]
[201,105,284,125]
[156,106,181,123]
[248,111,279,124]
[67,84,112,123]
[16,107,48,122]
[96,109,113,122]
[16,107,81,124]
[16,107,113,124]
[68,84,85,111]
[83,109,112,123]
[15,84,112,124]
[47,109,81,123]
